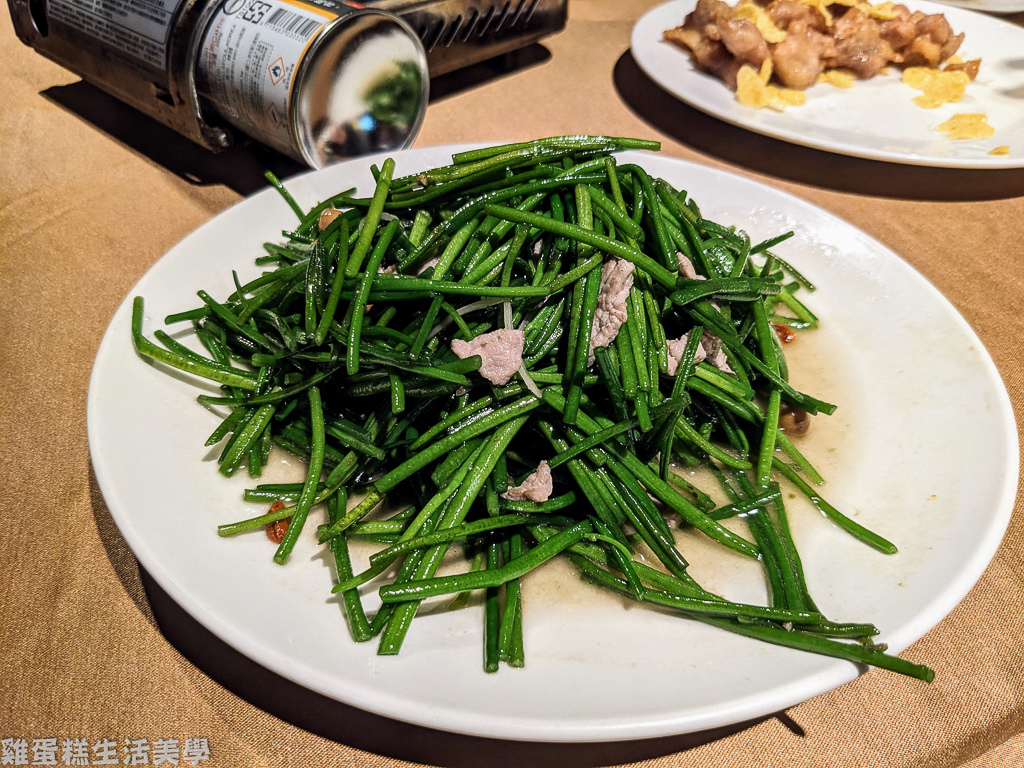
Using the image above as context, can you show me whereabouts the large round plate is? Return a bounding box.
[631,0,1024,168]
[88,145,1017,741]
[928,0,1024,15]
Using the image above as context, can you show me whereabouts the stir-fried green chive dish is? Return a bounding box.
[132,135,933,682]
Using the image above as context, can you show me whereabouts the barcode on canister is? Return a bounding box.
[264,8,322,40]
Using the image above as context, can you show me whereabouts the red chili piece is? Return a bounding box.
[266,499,290,543]
[773,322,797,344]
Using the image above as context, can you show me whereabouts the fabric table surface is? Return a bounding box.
[2,0,1023,765]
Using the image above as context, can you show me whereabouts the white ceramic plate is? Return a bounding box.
[88,145,1017,742]
[631,0,1024,168]
[928,0,1024,16]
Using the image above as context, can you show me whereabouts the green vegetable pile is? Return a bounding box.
[132,135,933,681]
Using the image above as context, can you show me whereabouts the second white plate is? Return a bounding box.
[928,0,1024,16]
[88,145,1018,741]
[631,0,1024,168]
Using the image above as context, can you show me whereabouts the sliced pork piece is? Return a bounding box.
[451,328,525,386]
[700,330,734,374]
[414,255,440,276]
[501,460,553,502]
[677,253,706,280]
[366,263,399,310]
[666,332,708,376]
[589,258,636,364]
[678,253,721,309]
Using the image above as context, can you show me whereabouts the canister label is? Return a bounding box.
[47,0,182,69]
[197,0,337,155]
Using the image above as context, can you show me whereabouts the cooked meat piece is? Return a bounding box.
[830,7,894,79]
[905,36,941,67]
[879,4,917,60]
[720,18,771,67]
[691,0,734,33]
[366,263,400,310]
[938,32,964,63]
[589,258,635,364]
[451,328,525,386]
[891,10,962,67]
[666,329,732,375]
[690,0,771,68]
[773,20,836,89]
[501,461,553,502]
[918,13,961,58]
[677,253,706,280]
[700,330,734,373]
[666,0,764,88]
[765,0,827,31]
[666,21,743,88]
[414,255,440,275]
[666,332,707,376]
[667,0,969,98]
[944,58,980,79]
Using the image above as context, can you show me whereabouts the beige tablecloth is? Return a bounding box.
[2,0,1023,765]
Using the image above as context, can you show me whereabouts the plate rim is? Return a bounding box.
[928,0,1024,14]
[630,0,1024,169]
[87,144,1020,741]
